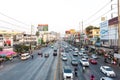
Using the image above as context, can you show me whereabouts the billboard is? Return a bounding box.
[65,31,70,34]
[37,24,48,31]
[100,21,109,40]
[109,27,118,39]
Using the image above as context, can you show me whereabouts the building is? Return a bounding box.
[0,30,22,47]
[89,28,100,45]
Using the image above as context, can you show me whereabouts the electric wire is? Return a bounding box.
[84,7,117,27]
[84,0,113,23]
[0,19,29,30]
[0,12,30,27]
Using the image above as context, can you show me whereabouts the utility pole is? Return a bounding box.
[82,21,83,34]
[30,25,33,54]
[118,0,120,54]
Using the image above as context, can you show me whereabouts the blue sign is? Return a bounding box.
[100,21,109,40]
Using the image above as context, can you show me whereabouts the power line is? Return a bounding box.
[84,7,117,27]
[84,0,112,23]
[0,12,30,27]
[0,19,29,30]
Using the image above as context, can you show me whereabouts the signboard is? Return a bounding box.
[109,17,118,26]
[70,29,75,34]
[114,53,120,59]
[65,31,70,34]
[109,27,118,39]
[37,24,48,31]
[100,21,109,40]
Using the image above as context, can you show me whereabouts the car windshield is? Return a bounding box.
[106,67,112,71]
[64,69,72,73]
[73,59,77,62]
[82,60,87,62]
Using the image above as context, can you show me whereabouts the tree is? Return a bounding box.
[85,25,94,35]
[85,25,99,35]
[36,31,39,37]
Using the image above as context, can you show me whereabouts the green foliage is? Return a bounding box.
[85,25,99,34]
[35,31,39,37]
[96,37,100,42]
[14,44,30,53]
[0,47,3,51]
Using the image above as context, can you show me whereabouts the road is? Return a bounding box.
[0,41,120,80]
[61,41,120,80]
[0,42,59,80]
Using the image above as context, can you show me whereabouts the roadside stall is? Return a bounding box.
[0,51,16,61]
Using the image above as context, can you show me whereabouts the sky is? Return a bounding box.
[0,0,117,34]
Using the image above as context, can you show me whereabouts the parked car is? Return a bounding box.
[100,66,116,77]
[80,58,89,66]
[63,66,73,80]
[100,77,113,80]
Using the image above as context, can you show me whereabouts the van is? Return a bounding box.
[21,53,31,60]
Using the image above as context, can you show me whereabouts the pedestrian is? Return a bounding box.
[31,54,34,59]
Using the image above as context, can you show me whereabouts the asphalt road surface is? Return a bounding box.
[0,41,120,80]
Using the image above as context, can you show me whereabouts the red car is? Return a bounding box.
[89,58,97,64]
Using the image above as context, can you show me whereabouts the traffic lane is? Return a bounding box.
[0,56,45,80]
[97,56,120,80]
[66,51,86,80]
[0,47,54,80]
[75,51,102,80]
[32,55,57,80]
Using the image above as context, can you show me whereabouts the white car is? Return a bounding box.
[79,50,85,56]
[100,66,116,77]
[62,55,67,61]
[80,58,89,66]
[61,52,66,56]
[63,66,73,80]
[82,54,89,59]
[100,77,113,80]
[21,53,31,60]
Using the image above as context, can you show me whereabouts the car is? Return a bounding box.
[21,53,31,60]
[53,49,57,56]
[100,77,113,80]
[73,52,78,56]
[62,55,67,61]
[44,53,49,58]
[100,66,116,77]
[53,52,57,56]
[91,54,98,59]
[89,58,97,64]
[71,58,78,66]
[61,52,66,56]
[80,58,89,66]
[63,66,73,80]
[82,54,89,59]
[38,52,43,55]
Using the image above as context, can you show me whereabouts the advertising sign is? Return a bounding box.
[109,27,118,39]
[37,24,48,31]
[100,21,109,40]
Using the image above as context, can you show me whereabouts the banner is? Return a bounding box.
[37,24,48,31]
[100,21,109,40]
